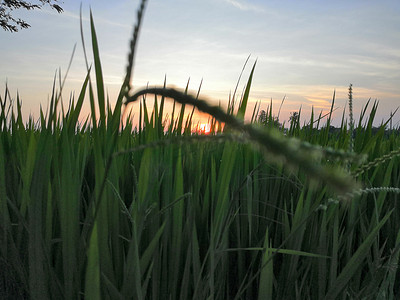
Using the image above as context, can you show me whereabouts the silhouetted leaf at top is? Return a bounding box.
[0,0,64,32]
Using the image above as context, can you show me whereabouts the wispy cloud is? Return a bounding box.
[42,5,132,30]
[223,0,265,13]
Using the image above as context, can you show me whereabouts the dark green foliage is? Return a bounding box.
[2,76,400,298]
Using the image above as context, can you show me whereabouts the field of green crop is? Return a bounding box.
[1,2,400,299]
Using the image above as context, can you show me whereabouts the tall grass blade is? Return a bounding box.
[89,11,106,125]
[325,210,393,300]
[258,228,273,300]
[85,223,101,300]
[237,61,256,120]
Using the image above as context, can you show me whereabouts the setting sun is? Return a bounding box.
[197,123,211,134]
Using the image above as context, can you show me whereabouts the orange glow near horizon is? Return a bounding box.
[193,123,212,135]
[200,123,212,134]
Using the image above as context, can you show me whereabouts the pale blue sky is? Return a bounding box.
[1,0,399,126]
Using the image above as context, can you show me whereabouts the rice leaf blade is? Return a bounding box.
[325,210,393,300]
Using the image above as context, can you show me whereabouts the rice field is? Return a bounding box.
[1,2,400,299]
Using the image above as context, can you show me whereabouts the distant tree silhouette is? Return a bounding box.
[258,109,267,124]
[0,0,63,32]
[289,111,299,125]
[258,109,282,129]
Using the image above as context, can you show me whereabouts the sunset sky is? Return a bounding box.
[1,0,399,127]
